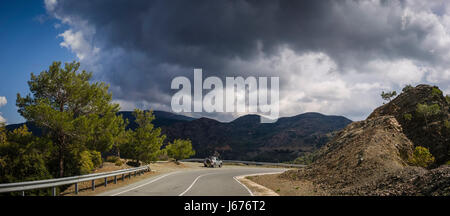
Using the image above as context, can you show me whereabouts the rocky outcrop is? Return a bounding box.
[282,116,414,192]
[369,84,450,165]
[282,84,450,195]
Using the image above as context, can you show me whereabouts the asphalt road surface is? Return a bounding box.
[98,166,286,196]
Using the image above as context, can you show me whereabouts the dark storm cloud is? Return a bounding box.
[52,0,440,68]
[47,0,450,119]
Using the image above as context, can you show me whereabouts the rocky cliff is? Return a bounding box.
[369,84,450,165]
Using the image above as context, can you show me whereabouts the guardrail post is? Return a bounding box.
[122,174,124,181]
[104,177,107,187]
[75,183,78,194]
[21,191,25,196]
[92,180,95,191]
[52,187,56,196]
[114,176,117,184]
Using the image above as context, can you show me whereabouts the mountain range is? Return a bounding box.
[121,111,352,162]
[7,111,352,162]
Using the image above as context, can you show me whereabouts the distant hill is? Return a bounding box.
[118,110,196,129]
[6,110,196,136]
[6,111,352,163]
[160,112,352,162]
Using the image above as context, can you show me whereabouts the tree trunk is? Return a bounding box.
[58,133,66,178]
[59,101,65,178]
[59,146,64,178]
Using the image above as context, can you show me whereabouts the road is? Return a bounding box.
[98,166,285,196]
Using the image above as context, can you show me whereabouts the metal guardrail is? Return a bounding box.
[181,158,306,168]
[0,165,151,196]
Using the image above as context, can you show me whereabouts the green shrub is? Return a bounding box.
[165,139,195,162]
[446,95,450,104]
[79,151,94,175]
[403,113,412,121]
[293,152,316,165]
[416,103,441,129]
[90,151,102,168]
[444,120,450,129]
[408,146,435,168]
[106,155,123,166]
[0,125,52,194]
[431,87,443,98]
[402,84,413,92]
[157,149,169,161]
[126,160,140,167]
[115,159,124,166]
[106,156,120,163]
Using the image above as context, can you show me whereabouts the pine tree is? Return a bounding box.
[16,61,124,177]
[121,109,166,165]
[416,103,440,130]
[166,139,195,162]
[381,90,397,102]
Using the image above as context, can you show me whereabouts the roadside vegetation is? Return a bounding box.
[291,151,318,165]
[0,61,195,195]
[408,146,435,168]
[165,139,195,163]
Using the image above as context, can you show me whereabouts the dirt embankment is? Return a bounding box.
[244,174,328,196]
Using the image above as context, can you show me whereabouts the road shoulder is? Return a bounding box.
[240,172,330,196]
[235,173,280,196]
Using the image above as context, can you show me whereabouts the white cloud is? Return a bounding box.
[224,45,448,120]
[0,96,6,107]
[59,29,99,61]
[363,59,426,87]
[44,0,58,11]
[0,96,7,123]
[48,0,450,122]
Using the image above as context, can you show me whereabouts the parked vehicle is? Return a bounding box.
[204,156,223,168]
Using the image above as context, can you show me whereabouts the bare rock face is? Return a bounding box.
[368,84,450,165]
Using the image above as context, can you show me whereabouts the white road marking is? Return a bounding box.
[233,175,254,196]
[110,171,180,196]
[110,168,286,196]
[233,170,286,196]
[178,172,216,196]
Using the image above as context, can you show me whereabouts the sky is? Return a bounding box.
[1,0,450,124]
[0,0,74,124]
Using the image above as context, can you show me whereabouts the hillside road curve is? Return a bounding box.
[98,167,286,196]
